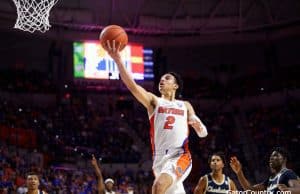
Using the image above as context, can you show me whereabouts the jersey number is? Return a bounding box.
[163,116,175,130]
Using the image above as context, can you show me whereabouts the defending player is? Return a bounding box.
[194,152,237,194]
[26,172,47,194]
[230,147,298,194]
[91,155,117,194]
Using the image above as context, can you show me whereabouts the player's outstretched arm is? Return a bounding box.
[185,101,207,138]
[229,178,238,191]
[91,155,105,194]
[279,180,300,194]
[194,176,207,194]
[230,156,266,191]
[105,40,156,109]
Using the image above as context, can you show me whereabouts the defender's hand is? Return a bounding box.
[91,154,98,167]
[230,156,242,174]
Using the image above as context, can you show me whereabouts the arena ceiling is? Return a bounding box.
[0,0,300,46]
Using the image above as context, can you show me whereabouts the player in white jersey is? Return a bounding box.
[105,41,208,194]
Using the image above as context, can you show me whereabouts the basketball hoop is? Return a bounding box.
[12,0,58,33]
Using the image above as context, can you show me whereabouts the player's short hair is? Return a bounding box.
[168,72,183,98]
[26,171,39,179]
[272,147,290,161]
[208,151,226,165]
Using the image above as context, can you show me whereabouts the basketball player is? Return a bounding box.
[91,155,116,194]
[194,152,237,194]
[105,41,208,194]
[230,147,298,194]
[26,172,47,194]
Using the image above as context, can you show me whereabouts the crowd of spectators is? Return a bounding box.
[0,142,153,193]
[0,97,141,164]
[182,64,300,99]
[0,70,55,93]
[1,64,299,99]
[245,101,300,182]
[0,69,299,193]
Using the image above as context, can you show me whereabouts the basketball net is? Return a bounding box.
[12,0,58,33]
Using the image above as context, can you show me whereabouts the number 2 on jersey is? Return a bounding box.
[163,115,175,129]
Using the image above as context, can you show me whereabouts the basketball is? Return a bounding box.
[99,25,128,51]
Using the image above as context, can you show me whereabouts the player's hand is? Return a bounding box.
[188,115,207,137]
[91,154,98,167]
[230,156,242,174]
[278,184,289,191]
[105,40,122,61]
[188,118,201,129]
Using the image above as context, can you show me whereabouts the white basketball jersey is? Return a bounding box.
[149,98,189,156]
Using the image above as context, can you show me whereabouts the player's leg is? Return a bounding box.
[165,164,192,194]
[165,153,192,194]
[152,173,173,194]
[166,181,186,194]
[174,153,192,178]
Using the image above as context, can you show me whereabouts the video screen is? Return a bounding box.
[73,41,153,80]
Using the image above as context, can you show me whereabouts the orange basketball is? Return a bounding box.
[99,25,128,51]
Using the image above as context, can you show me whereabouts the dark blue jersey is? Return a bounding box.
[205,173,231,194]
[264,168,298,194]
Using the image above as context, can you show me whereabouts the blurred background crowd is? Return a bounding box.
[0,66,299,193]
